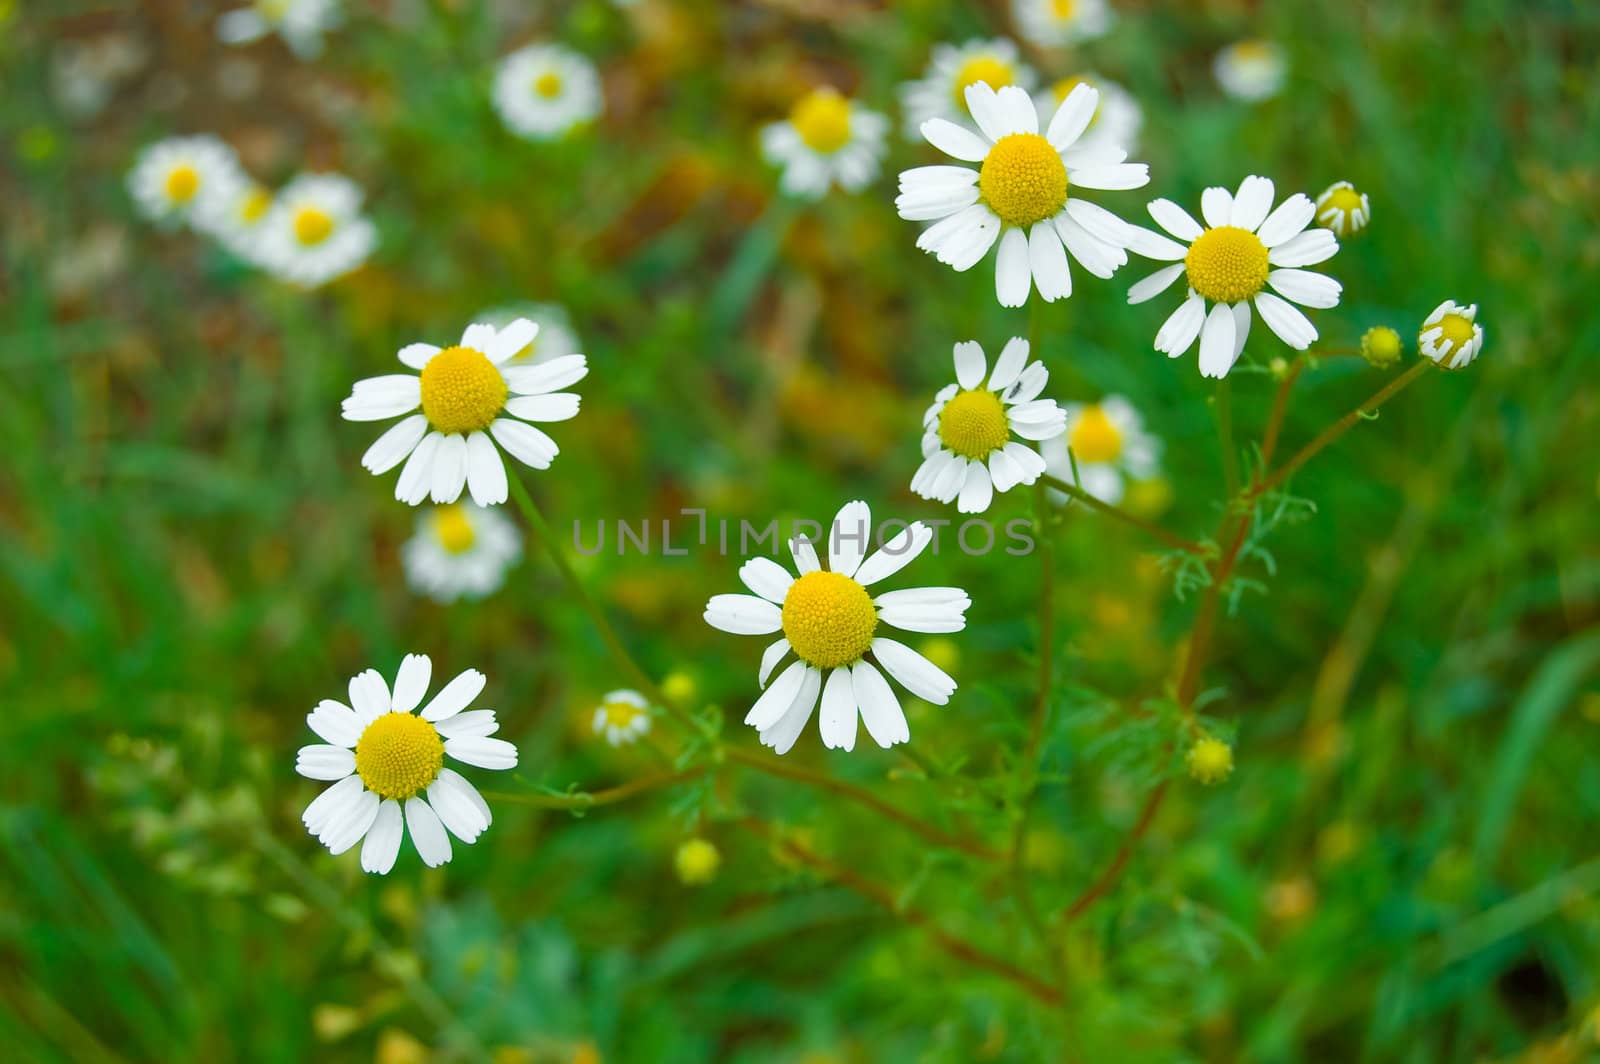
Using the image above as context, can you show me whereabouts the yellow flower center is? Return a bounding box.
[355,713,444,801]
[1051,0,1076,17]
[979,133,1068,228]
[938,388,1011,460]
[165,164,200,204]
[1068,405,1123,464]
[1322,185,1364,216]
[534,72,563,98]
[419,346,509,434]
[780,570,878,669]
[1431,313,1477,354]
[293,206,335,246]
[258,0,289,21]
[1187,737,1233,786]
[600,700,643,729]
[432,504,476,554]
[239,186,272,224]
[1184,226,1270,304]
[790,88,853,154]
[952,55,1015,109]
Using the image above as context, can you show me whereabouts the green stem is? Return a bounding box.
[1216,377,1240,499]
[1039,474,1205,555]
[484,766,706,810]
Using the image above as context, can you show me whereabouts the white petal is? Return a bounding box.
[307,700,362,747]
[930,454,969,503]
[1004,363,1048,404]
[1128,263,1185,305]
[1046,83,1099,149]
[852,661,909,748]
[1268,228,1339,267]
[828,499,872,579]
[303,775,363,834]
[435,710,499,739]
[360,800,404,874]
[953,340,987,389]
[487,318,538,363]
[421,668,486,722]
[504,393,581,422]
[870,638,957,705]
[1232,300,1253,361]
[1257,193,1315,247]
[747,659,810,729]
[397,342,440,370]
[428,434,468,503]
[1121,224,1188,261]
[919,119,989,162]
[963,82,1013,142]
[444,735,518,770]
[739,557,795,603]
[758,638,792,688]
[348,668,391,722]
[876,602,969,634]
[295,744,355,781]
[361,414,427,474]
[988,447,1025,493]
[1003,440,1047,482]
[1069,163,1149,191]
[1147,198,1204,241]
[987,337,1030,391]
[898,164,980,192]
[996,85,1039,135]
[391,654,432,715]
[404,797,452,867]
[759,666,821,755]
[704,593,783,635]
[896,183,981,221]
[1054,214,1123,278]
[1267,268,1342,309]
[1230,175,1274,230]
[489,419,558,470]
[995,227,1032,307]
[926,204,1002,272]
[1254,291,1318,349]
[1198,302,1239,379]
[427,770,490,843]
[1200,186,1233,228]
[1064,198,1133,247]
[957,462,994,514]
[501,354,587,396]
[464,431,507,507]
[1155,293,1207,356]
[818,667,859,751]
[1028,222,1072,302]
[854,521,934,586]
[341,376,421,421]
[459,322,497,352]
[395,432,443,505]
[323,790,380,856]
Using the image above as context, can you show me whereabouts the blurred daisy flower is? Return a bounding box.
[1124,176,1342,378]
[193,169,275,264]
[1040,396,1160,504]
[255,173,376,287]
[912,338,1065,514]
[1012,0,1112,49]
[1033,75,1141,155]
[402,502,522,603]
[493,44,602,141]
[1315,181,1370,238]
[477,302,580,364]
[592,690,652,747]
[1214,40,1286,102]
[900,38,1036,137]
[126,135,239,227]
[297,655,517,875]
[342,318,587,507]
[216,0,339,59]
[897,82,1148,307]
[1417,300,1484,370]
[704,501,967,755]
[761,87,889,199]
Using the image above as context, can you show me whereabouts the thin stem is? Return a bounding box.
[1260,358,1307,467]
[1215,377,1239,498]
[1039,474,1205,555]
[1061,780,1170,922]
[484,766,706,810]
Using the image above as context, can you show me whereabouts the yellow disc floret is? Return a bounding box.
[1052,0,1076,18]
[1068,404,1123,464]
[781,570,878,669]
[165,164,200,204]
[1360,326,1403,369]
[600,698,643,730]
[953,55,1015,109]
[293,206,335,247]
[1184,226,1270,304]
[355,713,444,801]
[938,388,1011,460]
[432,504,477,554]
[1429,313,1477,357]
[979,133,1069,228]
[534,72,563,98]
[1187,736,1234,786]
[419,346,509,434]
[790,88,853,154]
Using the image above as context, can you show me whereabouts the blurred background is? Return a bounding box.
[3,0,1599,1061]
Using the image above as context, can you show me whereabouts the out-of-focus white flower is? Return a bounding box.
[1012,0,1112,49]
[1214,40,1286,102]
[217,0,340,59]
[402,503,522,603]
[592,690,653,747]
[477,303,581,365]
[1039,396,1160,505]
[255,173,376,287]
[127,135,240,228]
[1033,74,1142,156]
[900,38,1036,137]
[493,44,602,141]
[761,88,889,199]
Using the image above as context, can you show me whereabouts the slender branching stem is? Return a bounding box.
[485,766,707,810]
[1038,473,1205,555]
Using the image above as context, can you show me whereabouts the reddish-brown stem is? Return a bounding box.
[1039,474,1206,555]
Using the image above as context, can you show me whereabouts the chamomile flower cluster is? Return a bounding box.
[1040,396,1161,505]
[216,0,339,59]
[494,44,603,141]
[1012,0,1113,49]
[592,690,653,748]
[762,88,889,199]
[1315,181,1371,238]
[1417,300,1484,370]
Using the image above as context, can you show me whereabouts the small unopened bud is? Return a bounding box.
[1360,326,1403,369]
[1186,736,1234,785]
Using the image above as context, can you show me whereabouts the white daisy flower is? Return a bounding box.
[493,44,602,141]
[296,654,517,875]
[900,38,1037,138]
[703,500,968,755]
[217,0,339,59]
[1039,396,1160,505]
[1417,300,1484,370]
[912,337,1065,514]
[1033,74,1142,156]
[193,169,275,263]
[761,87,889,200]
[897,81,1148,308]
[592,690,653,747]
[255,173,376,288]
[1012,0,1112,49]
[1214,40,1286,102]
[477,303,580,365]
[402,502,522,603]
[1315,181,1370,238]
[126,135,239,228]
[342,318,587,507]
[1123,175,1343,378]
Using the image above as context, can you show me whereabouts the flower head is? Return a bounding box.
[402,502,522,603]
[675,838,721,885]
[900,38,1037,137]
[913,338,1064,513]
[592,690,652,747]
[193,168,275,263]
[1033,74,1142,156]
[1187,735,1233,785]
[127,135,240,227]
[342,318,587,507]
[216,0,338,59]
[1124,176,1343,378]
[1012,0,1112,49]
[255,173,376,287]
[761,87,889,200]
[1315,181,1370,238]
[296,654,517,874]
[704,501,967,754]
[1360,326,1404,369]
[493,44,602,141]
[898,82,1148,307]
[1039,396,1161,505]
[1417,300,1483,370]
[1214,40,1286,102]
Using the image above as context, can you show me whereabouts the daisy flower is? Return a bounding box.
[1039,396,1160,504]
[1124,175,1342,378]
[216,0,339,59]
[897,81,1148,307]
[1214,40,1286,102]
[193,169,275,263]
[402,502,522,603]
[760,87,889,200]
[493,44,602,141]
[1012,0,1112,49]
[900,38,1037,137]
[477,302,580,365]
[592,690,653,747]
[1315,181,1371,238]
[296,654,517,874]
[126,135,239,227]
[255,173,376,288]
[342,318,587,507]
[1033,74,1142,156]
[912,337,1065,513]
[704,501,968,755]
[1417,300,1484,370]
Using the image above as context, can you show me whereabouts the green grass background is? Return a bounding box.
[3,0,1599,1060]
